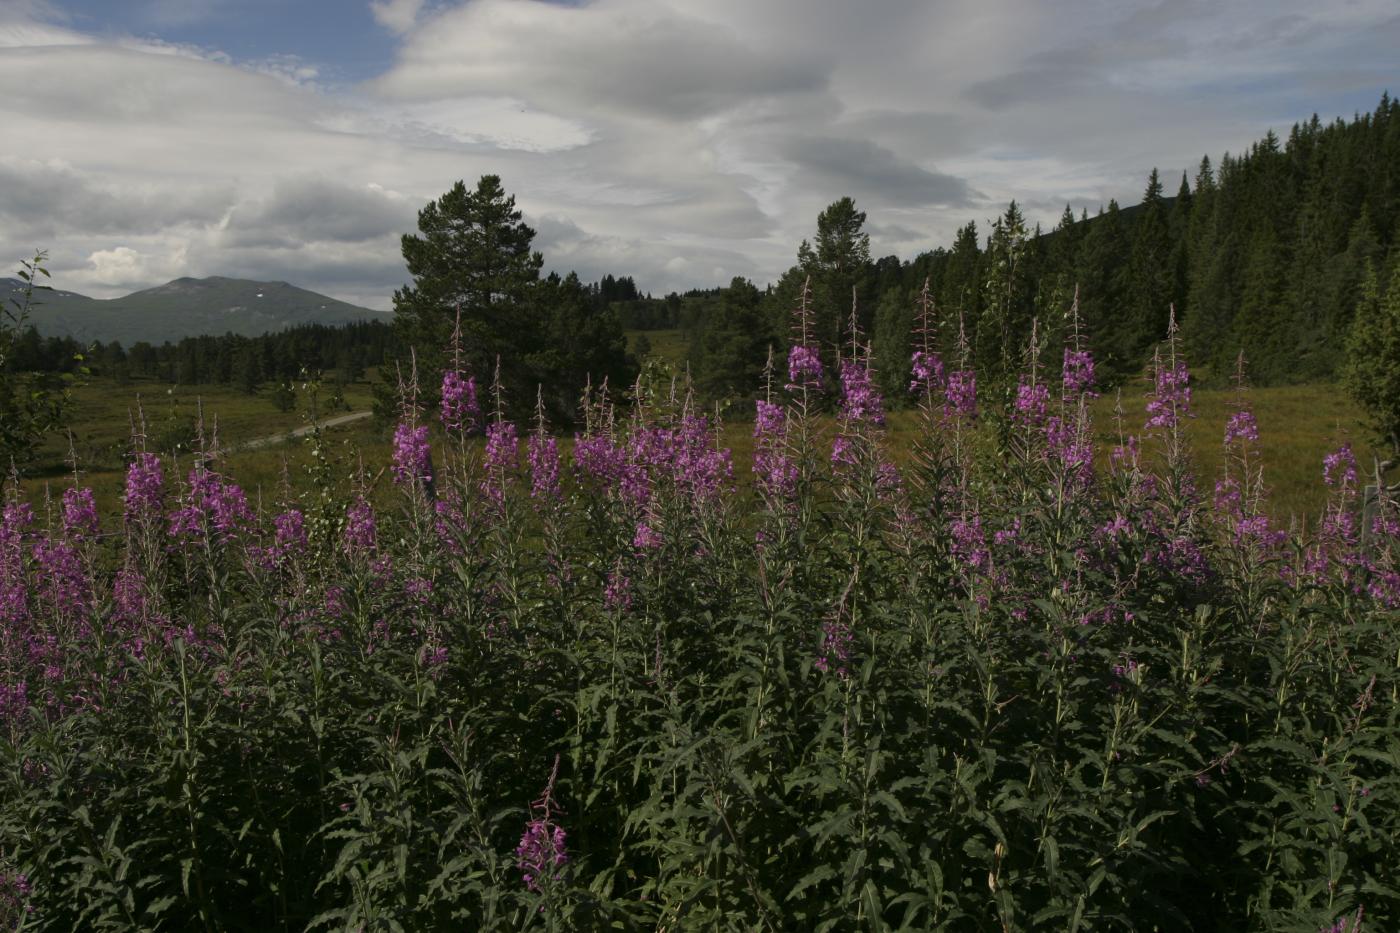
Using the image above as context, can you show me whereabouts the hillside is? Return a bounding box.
[3,275,389,345]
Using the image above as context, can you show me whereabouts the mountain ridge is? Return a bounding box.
[2,275,389,346]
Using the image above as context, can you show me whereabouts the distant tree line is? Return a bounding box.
[673,92,1400,404]
[9,319,399,391]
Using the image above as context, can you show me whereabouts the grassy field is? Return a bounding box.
[626,328,688,366]
[19,371,1381,525]
[21,375,381,512]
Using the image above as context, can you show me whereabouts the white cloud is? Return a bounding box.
[370,0,425,34]
[83,244,186,287]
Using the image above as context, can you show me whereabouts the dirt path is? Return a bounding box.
[231,410,373,452]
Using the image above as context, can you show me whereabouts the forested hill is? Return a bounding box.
[6,275,388,345]
[668,93,1400,399]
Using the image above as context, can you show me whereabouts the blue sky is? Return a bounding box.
[0,0,1396,308]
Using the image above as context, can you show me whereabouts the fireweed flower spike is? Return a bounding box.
[440,370,479,434]
[391,422,434,488]
[786,344,823,391]
[517,755,569,892]
[482,420,520,507]
[124,452,165,525]
[528,434,561,504]
[61,487,99,539]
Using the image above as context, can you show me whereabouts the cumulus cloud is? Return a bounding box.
[0,0,1394,307]
[370,0,425,34]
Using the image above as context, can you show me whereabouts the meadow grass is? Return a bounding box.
[23,373,1379,526]
[626,328,688,365]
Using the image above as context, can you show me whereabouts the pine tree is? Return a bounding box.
[391,175,544,405]
[797,197,872,360]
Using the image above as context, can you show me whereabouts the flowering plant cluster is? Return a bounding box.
[0,318,1397,931]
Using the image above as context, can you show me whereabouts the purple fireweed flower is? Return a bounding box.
[62,487,99,538]
[516,756,568,892]
[484,421,520,472]
[755,448,797,499]
[1,501,33,545]
[875,461,901,493]
[1145,360,1191,430]
[1234,514,1287,550]
[440,370,480,433]
[1013,379,1050,428]
[632,521,662,550]
[752,400,797,499]
[573,434,626,486]
[1369,570,1400,609]
[528,435,561,502]
[992,518,1022,548]
[124,452,165,523]
[482,421,520,505]
[516,822,568,892]
[754,399,785,438]
[169,469,254,541]
[323,585,348,619]
[944,370,978,419]
[1214,476,1243,514]
[1323,444,1358,488]
[32,538,90,621]
[1148,535,1210,585]
[909,350,945,393]
[1062,347,1097,397]
[1046,416,1093,480]
[838,360,885,426]
[1224,410,1259,446]
[1098,515,1131,539]
[404,576,433,604]
[950,515,990,573]
[260,508,308,568]
[603,566,631,612]
[343,497,377,554]
[786,344,823,390]
[671,414,733,500]
[831,435,855,466]
[391,422,434,487]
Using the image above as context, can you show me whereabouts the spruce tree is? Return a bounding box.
[1125,169,1173,363]
[1344,252,1400,454]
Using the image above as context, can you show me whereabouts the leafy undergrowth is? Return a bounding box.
[1,321,1396,932]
